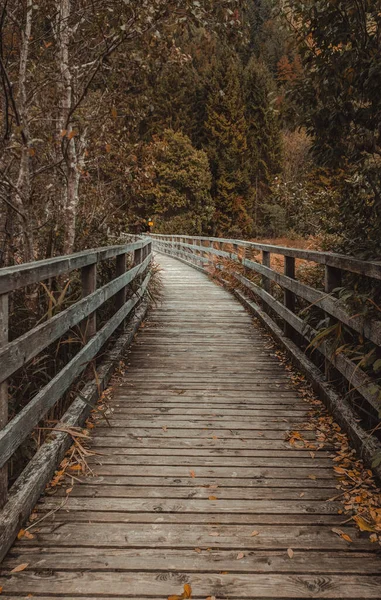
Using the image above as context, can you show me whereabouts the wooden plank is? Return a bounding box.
[4,548,380,574]
[2,571,381,598]
[14,522,371,550]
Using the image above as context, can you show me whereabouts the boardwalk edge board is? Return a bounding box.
[0,297,149,564]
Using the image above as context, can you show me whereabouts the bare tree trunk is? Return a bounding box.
[14,0,34,262]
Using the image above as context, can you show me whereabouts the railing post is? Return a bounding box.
[115,252,127,313]
[81,262,97,343]
[0,293,8,508]
[284,255,296,339]
[261,250,271,314]
[324,264,342,379]
[262,250,271,292]
[325,265,342,293]
[133,244,143,268]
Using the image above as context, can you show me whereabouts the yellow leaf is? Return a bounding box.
[208,495,217,500]
[237,551,244,560]
[17,529,26,540]
[353,515,375,532]
[168,596,181,600]
[183,583,192,598]
[341,533,353,543]
[287,548,294,559]
[66,487,73,494]
[11,563,29,573]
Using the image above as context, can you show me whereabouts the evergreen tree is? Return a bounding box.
[204,50,253,236]
[139,129,214,234]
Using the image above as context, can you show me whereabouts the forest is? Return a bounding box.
[1,0,380,266]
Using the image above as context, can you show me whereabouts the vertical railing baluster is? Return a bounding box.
[81,262,97,343]
[0,293,8,508]
[115,252,127,330]
[324,264,342,379]
[284,255,296,339]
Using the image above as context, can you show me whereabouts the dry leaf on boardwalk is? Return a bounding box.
[190,470,196,478]
[251,530,259,536]
[237,552,245,560]
[287,548,294,559]
[11,563,29,573]
[168,583,192,600]
[331,528,352,543]
[208,495,218,500]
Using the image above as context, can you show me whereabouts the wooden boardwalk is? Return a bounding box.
[1,254,380,598]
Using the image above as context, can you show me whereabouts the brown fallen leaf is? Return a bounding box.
[168,596,182,600]
[237,552,245,560]
[11,563,29,573]
[251,530,259,536]
[194,547,202,553]
[162,425,168,432]
[331,528,352,543]
[190,470,196,478]
[287,548,294,559]
[209,532,219,537]
[23,530,34,540]
[17,529,26,540]
[308,474,317,480]
[206,597,216,600]
[184,583,192,599]
[208,495,218,500]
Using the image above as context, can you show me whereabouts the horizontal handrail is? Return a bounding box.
[151,234,381,280]
[0,240,148,294]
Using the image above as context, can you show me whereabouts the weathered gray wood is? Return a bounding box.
[0,298,149,564]
[115,252,127,312]
[3,570,381,598]
[1,253,379,600]
[284,255,296,338]
[234,288,381,482]
[0,293,8,508]
[0,255,151,384]
[4,548,380,574]
[81,262,97,341]
[152,234,381,280]
[0,239,150,294]
[0,274,151,469]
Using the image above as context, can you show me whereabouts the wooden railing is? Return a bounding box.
[0,238,152,559]
[151,234,381,478]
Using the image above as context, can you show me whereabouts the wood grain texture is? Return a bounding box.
[0,254,379,599]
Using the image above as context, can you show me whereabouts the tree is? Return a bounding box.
[204,49,252,236]
[284,0,381,256]
[137,129,214,234]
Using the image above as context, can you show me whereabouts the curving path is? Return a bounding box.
[0,254,380,598]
